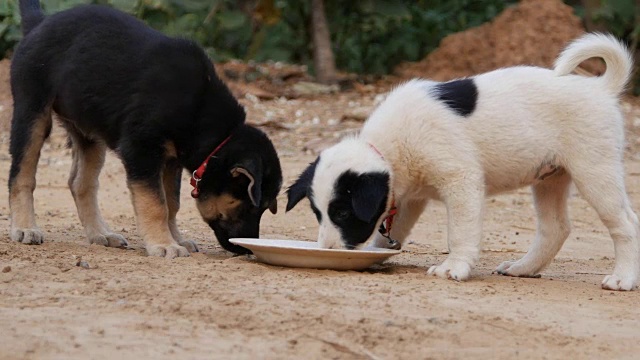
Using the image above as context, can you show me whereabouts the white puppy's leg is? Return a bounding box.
[370,199,428,249]
[427,176,484,281]
[496,172,572,277]
[570,163,639,291]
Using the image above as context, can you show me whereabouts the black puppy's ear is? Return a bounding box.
[269,198,278,214]
[231,159,263,208]
[351,172,390,223]
[286,158,319,212]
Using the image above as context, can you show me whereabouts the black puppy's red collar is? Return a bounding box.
[190,135,233,198]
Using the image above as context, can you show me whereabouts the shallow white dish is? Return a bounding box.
[229,238,401,271]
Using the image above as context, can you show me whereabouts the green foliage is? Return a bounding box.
[0,0,516,75]
[324,0,515,74]
[0,0,23,58]
[573,0,636,38]
[252,0,518,75]
[3,0,638,83]
[570,0,640,94]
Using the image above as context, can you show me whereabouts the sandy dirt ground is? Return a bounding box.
[0,0,640,352]
[2,57,640,359]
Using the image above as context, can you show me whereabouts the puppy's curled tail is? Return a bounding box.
[554,33,633,95]
[19,0,44,36]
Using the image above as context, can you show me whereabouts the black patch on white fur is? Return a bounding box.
[286,158,319,213]
[432,78,478,117]
[310,201,322,223]
[329,171,389,249]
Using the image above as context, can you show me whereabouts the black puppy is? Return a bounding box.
[8,0,282,257]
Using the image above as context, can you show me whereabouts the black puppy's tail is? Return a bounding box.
[19,0,45,36]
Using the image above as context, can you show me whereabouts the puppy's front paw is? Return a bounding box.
[11,228,44,245]
[494,260,542,278]
[89,233,129,248]
[427,258,471,281]
[146,244,190,259]
[178,239,199,253]
[602,274,638,291]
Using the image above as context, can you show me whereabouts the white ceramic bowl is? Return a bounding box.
[229,238,401,271]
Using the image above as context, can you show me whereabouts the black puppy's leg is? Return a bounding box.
[162,156,198,252]
[67,132,128,248]
[128,179,190,258]
[8,104,52,245]
[122,140,189,259]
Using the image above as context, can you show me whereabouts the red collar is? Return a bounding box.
[190,135,233,198]
[368,143,397,238]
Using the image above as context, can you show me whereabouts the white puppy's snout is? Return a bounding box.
[318,238,341,249]
[317,225,344,249]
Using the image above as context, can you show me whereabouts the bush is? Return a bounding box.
[0,0,516,75]
[1,0,637,84]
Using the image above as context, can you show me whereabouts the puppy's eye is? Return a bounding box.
[334,209,350,221]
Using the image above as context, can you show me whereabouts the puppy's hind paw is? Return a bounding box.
[178,239,199,253]
[427,258,471,281]
[602,274,638,291]
[89,233,129,248]
[146,244,190,259]
[11,228,44,245]
[494,260,542,278]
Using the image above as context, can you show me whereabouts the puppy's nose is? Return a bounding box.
[344,244,356,250]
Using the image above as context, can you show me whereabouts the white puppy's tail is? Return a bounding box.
[554,33,633,95]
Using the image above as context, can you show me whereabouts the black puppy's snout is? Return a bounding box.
[208,219,259,255]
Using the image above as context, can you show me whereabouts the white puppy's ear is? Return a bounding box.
[351,172,390,223]
[286,158,319,212]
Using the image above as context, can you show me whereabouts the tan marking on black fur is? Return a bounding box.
[9,110,52,241]
[68,141,109,238]
[196,193,243,222]
[162,159,183,242]
[128,181,176,247]
[164,141,177,158]
[162,159,198,252]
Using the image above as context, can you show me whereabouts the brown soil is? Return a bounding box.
[395,0,590,81]
[3,32,640,360]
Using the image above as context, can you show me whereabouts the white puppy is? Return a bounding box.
[286,33,639,291]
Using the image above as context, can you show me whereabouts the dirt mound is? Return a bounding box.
[395,0,586,81]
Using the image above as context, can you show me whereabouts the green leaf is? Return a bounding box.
[42,0,90,13]
[0,20,9,37]
[604,0,634,22]
[371,0,410,20]
[216,10,246,30]
[0,0,11,16]
[109,0,139,14]
[170,0,210,12]
[141,0,172,11]
[163,13,200,36]
[4,23,22,42]
[143,9,171,29]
